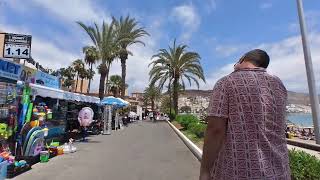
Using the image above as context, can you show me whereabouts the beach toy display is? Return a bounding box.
[0,123,8,139]
[0,160,8,180]
[57,148,63,155]
[62,139,76,153]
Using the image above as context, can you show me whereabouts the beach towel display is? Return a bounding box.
[25,103,33,123]
[27,138,44,156]
[18,86,31,132]
[22,127,41,154]
[24,130,44,156]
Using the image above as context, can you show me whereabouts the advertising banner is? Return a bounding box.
[34,71,60,89]
[19,65,37,83]
[0,58,22,80]
[0,58,60,89]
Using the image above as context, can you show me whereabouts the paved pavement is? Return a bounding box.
[14,121,200,180]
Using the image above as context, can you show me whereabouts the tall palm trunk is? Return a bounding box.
[104,63,110,96]
[75,74,79,92]
[120,56,127,98]
[151,98,155,111]
[99,63,109,100]
[99,72,107,100]
[173,77,179,115]
[80,78,84,93]
[87,63,93,93]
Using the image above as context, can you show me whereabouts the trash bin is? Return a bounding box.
[40,151,49,163]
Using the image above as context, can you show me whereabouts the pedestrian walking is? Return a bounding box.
[200,49,290,180]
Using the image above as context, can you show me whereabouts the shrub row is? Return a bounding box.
[289,149,320,180]
[176,114,206,138]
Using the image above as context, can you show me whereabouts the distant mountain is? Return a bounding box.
[180,90,319,105]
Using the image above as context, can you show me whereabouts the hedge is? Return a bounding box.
[289,149,320,180]
[188,122,206,138]
[175,114,207,138]
[176,114,199,129]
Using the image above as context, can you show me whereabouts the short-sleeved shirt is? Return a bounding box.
[207,68,291,180]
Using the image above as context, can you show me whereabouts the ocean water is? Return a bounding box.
[286,113,313,127]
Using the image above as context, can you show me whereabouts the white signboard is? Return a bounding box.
[3,33,32,59]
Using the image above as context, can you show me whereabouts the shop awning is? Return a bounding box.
[29,83,100,104]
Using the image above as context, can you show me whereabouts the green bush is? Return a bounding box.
[164,108,176,120]
[176,114,199,129]
[188,122,207,138]
[289,149,320,180]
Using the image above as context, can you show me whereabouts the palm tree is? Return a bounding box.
[113,15,149,98]
[83,46,99,93]
[60,66,75,89]
[78,67,89,93]
[77,21,119,99]
[108,75,122,97]
[72,59,85,92]
[149,40,206,115]
[144,84,161,111]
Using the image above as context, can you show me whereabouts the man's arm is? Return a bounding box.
[199,116,227,180]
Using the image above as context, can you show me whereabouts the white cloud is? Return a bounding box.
[30,0,109,23]
[171,4,201,41]
[288,10,320,33]
[201,32,320,93]
[260,2,272,9]
[214,44,250,57]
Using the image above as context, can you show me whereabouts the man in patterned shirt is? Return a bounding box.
[200,49,290,180]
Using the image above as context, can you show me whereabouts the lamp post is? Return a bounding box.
[296,0,320,144]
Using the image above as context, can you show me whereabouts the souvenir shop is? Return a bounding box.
[0,58,100,178]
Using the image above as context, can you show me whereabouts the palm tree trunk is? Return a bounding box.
[87,63,93,93]
[120,58,126,98]
[99,72,107,100]
[151,99,155,111]
[80,78,84,93]
[104,66,110,96]
[173,77,179,115]
[75,74,79,92]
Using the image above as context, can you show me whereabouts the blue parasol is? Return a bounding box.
[101,96,128,108]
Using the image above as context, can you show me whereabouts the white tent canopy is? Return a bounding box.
[29,83,100,104]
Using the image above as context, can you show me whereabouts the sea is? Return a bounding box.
[286,113,313,127]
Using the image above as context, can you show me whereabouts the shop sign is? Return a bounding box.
[0,58,60,89]
[35,71,60,89]
[0,58,22,80]
[3,33,32,59]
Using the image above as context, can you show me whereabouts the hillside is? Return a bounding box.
[180,90,319,105]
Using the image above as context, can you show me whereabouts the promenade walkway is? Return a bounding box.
[14,121,200,180]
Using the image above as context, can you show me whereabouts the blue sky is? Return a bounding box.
[1,0,320,93]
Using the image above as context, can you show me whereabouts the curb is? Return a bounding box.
[166,120,203,161]
[286,139,320,151]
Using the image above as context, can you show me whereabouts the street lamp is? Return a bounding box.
[296,0,320,144]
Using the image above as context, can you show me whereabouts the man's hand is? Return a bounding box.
[199,116,227,180]
[199,171,210,180]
